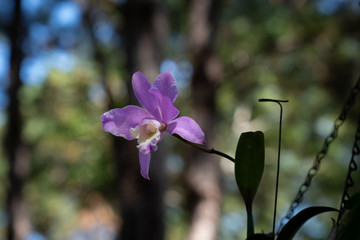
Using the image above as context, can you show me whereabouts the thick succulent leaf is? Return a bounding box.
[277,206,338,240]
[235,131,265,209]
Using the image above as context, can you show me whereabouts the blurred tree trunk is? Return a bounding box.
[185,0,223,240]
[4,0,32,239]
[114,1,167,240]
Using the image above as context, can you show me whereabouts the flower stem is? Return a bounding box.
[259,98,288,236]
[173,134,235,163]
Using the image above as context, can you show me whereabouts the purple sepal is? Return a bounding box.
[167,116,206,145]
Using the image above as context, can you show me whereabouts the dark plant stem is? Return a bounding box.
[259,98,288,236]
[246,207,255,237]
[173,134,235,163]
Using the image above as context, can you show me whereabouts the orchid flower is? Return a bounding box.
[101,72,205,179]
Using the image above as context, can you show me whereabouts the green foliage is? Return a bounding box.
[19,68,117,237]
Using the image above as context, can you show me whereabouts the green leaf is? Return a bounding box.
[277,206,338,240]
[235,131,265,238]
[235,131,265,209]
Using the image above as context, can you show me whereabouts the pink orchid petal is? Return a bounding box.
[150,72,180,122]
[101,106,153,140]
[152,92,180,123]
[139,152,151,180]
[132,72,161,120]
[166,116,206,145]
[151,72,178,103]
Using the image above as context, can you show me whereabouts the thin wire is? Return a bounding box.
[259,98,288,236]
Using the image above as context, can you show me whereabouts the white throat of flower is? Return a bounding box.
[130,119,166,154]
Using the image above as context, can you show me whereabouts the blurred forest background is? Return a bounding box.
[0,0,360,239]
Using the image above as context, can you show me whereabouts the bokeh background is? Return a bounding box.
[1,0,360,239]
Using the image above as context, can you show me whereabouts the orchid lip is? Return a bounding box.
[130,119,164,154]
